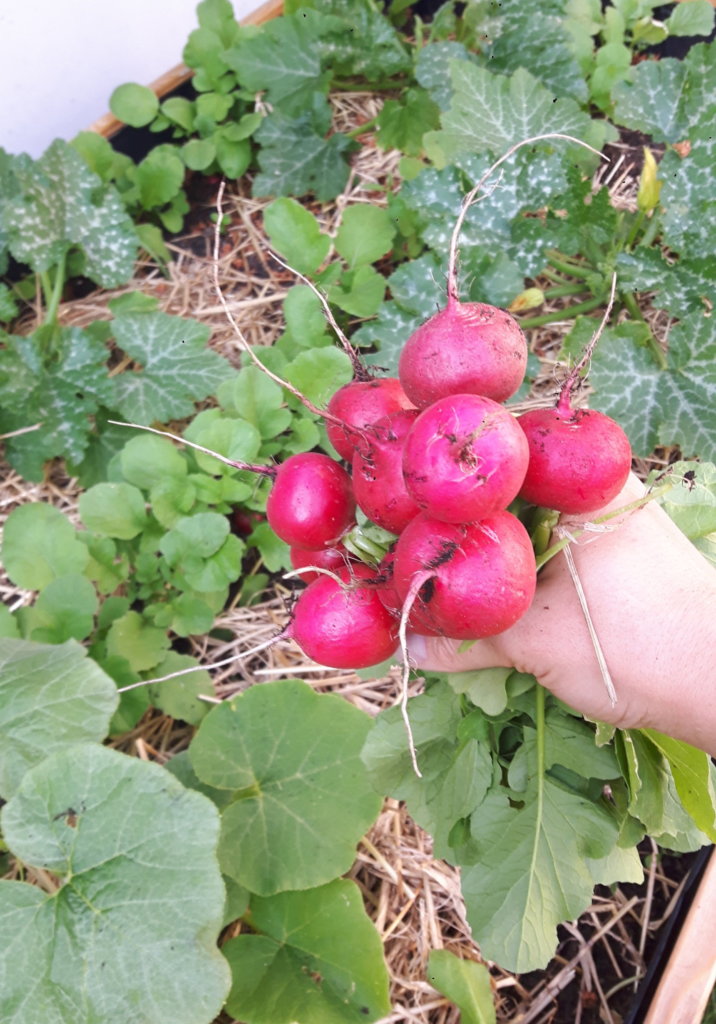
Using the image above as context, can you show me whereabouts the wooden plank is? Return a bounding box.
[642,847,716,1024]
[89,0,284,141]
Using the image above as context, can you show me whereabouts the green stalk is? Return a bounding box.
[518,295,604,329]
[44,255,67,328]
[542,283,590,299]
[637,212,661,250]
[545,252,594,281]
[346,115,380,139]
[624,209,646,251]
[621,291,668,370]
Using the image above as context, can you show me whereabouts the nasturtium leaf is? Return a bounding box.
[2,139,138,285]
[105,610,171,673]
[109,82,160,127]
[26,574,98,644]
[334,204,396,269]
[110,311,229,425]
[263,197,330,275]
[284,347,353,408]
[146,651,211,724]
[0,743,230,1024]
[427,950,496,1024]
[222,880,391,1024]
[461,779,618,971]
[1,503,88,590]
[189,679,382,895]
[0,638,118,799]
[78,481,148,539]
[653,460,716,539]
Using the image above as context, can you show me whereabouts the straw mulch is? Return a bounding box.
[0,94,694,1023]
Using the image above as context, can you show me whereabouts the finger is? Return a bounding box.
[407,631,510,673]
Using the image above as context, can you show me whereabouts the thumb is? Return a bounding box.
[406,631,512,674]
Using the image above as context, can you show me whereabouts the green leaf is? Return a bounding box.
[161,95,196,132]
[361,683,493,858]
[109,310,230,424]
[0,638,118,798]
[168,593,216,638]
[660,140,716,260]
[460,780,618,971]
[160,512,230,563]
[224,12,330,116]
[427,62,597,161]
[652,460,716,538]
[223,880,390,1024]
[219,367,290,439]
[147,651,211,724]
[119,432,188,490]
[132,147,186,208]
[376,87,441,156]
[2,139,138,285]
[0,281,19,322]
[263,197,330,275]
[447,667,512,716]
[641,731,716,842]
[214,133,251,178]
[284,347,353,407]
[189,679,382,895]
[78,481,148,539]
[334,204,396,268]
[327,264,387,318]
[0,326,115,479]
[26,574,98,644]
[105,610,170,673]
[182,138,217,171]
[252,100,356,201]
[0,743,230,1023]
[666,0,715,38]
[427,950,496,1024]
[416,41,473,110]
[186,414,263,477]
[1,503,88,589]
[109,82,160,127]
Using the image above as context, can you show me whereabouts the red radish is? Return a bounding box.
[289,544,352,584]
[326,377,414,461]
[518,392,632,514]
[392,511,536,639]
[288,563,399,669]
[377,549,442,636]
[398,296,527,408]
[266,452,356,550]
[351,409,421,534]
[401,393,529,524]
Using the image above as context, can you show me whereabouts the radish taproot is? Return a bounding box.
[326,377,414,461]
[398,296,527,407]
[289,544,353,584]
[288,562,399,668]
[266,452,356,549]
[402,393,529,524]
[392,511,537,639]
[518,393,632,514]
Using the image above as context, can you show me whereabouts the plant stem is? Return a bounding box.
[625,209,646,251]
[545,252,595,281]
[637,212,662,250]
[518,295,604,329]
[621,291,668,370]
[44,255,66,327]
[346,115,379,138]
[542,283,590,299]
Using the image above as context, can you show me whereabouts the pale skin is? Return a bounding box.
[407,474,716,757]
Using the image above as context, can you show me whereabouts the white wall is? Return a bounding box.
[0,0,262,158]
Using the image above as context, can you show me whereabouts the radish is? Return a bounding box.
[398,297,527,407]
[401,393,529,524]
[392,511,536,639]
[266,452,356,550]
[288,563,399,669]
[518,392,632,514]
[289,544,352,584]
[351,408,421,534]
[326,377,414,461]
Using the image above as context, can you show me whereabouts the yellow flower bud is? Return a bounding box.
[637,147,662,214]
[507,287,544,313]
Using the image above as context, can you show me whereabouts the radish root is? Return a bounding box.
[398,569,437,778]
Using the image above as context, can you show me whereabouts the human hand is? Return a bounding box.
[407,474,716,756]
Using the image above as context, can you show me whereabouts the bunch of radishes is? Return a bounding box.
[267,285,632,672]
